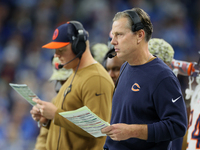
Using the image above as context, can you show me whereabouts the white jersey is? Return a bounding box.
[187,83,200,150]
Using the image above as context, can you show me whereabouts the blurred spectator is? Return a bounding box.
[103,48,125,85]
[91,43,109,64]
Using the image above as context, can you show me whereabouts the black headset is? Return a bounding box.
[124,10,144,32]
[68,21,87,58]
[112,10,144,92]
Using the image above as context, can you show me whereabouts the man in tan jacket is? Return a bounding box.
[31,21,114,150]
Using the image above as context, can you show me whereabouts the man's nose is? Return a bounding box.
[111,37,117,46]
[54,53,60,58]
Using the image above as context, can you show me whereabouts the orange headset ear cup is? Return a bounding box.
[69,21,87,58]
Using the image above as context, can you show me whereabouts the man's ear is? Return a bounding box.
[137,30,145,44]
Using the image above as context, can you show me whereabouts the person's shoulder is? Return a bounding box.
[151,57,172,71]
[87,62,108,74]
[148,57,176,79]
[80,63,113,80]
[90,63,114,82]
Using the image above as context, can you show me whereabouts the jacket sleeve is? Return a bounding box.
[147,77,187,143]
[34,127,48,150]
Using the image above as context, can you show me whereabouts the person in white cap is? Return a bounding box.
[91,43,109,64]
[148,38,174,66]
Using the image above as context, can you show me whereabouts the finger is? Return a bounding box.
[39,108,43,115]
[35,103,42,110]
[32,105,40,112]
[106,132,114,136]
[30,109,41,115]
[36,99,43,105]
[32,114,40,121]
[36,103,44,113]
[110,135,120,141]
[32,98,43,105]
[32,97,39,102]
[33,103,43,114]
[102,126,112,133]
[101,128,106,134]
[31,107,41,113]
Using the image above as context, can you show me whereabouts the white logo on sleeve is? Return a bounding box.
[172,96,181,103]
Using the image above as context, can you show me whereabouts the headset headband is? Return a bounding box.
[124,10,144,32]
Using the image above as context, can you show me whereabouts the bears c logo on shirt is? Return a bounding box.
[131,83,140,92]
[52,29,59,40]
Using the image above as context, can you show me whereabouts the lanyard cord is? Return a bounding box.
[57,59,80,150]
[62,59,81,108]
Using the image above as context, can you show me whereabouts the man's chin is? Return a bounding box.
[113,80,117,85]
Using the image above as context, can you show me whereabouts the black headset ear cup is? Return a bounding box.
[124,10,144,32]
[72,37,79,55]
[72,33,86,56]
[69,21,87,58]
[132,22,144,32]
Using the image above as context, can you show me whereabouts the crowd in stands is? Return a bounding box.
[0,0,200,149]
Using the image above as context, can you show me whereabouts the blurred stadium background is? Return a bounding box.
[0,0,199,149]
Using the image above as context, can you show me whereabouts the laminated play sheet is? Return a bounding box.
[9,83,39,106]
[59,106,110,137]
